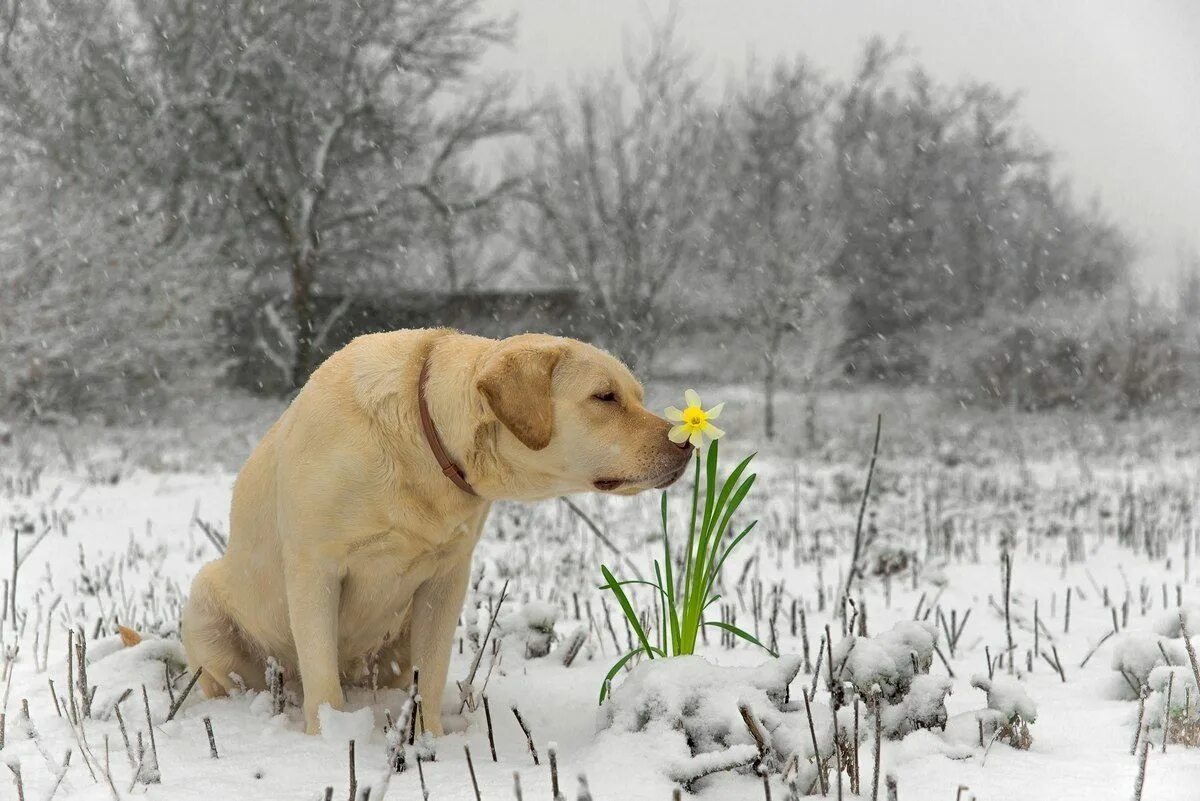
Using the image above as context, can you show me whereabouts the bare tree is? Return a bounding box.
[1177,245,1200,318]
[0,0,527,388]
[521,20,724,370]
[720,61,844,440]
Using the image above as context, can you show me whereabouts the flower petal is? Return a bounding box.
[703,423,725,440]
[689,429,705,449]
[664,405,684,422]
[668,424,690,443]
[705,402,725,420]
[684,389,702,409]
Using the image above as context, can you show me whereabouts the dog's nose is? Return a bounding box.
[673,438,693,453]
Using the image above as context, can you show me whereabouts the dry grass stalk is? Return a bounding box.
[1132,724,1151,801]
[1131,688,1149,755]
[140,684,161,782]
[549,745,562,799]
[459,580,509,713]
[802,689,826,796]
[6,763,24,801]
[483,694,498,762]
[165,667,203,721]
[1002,553,1014,675]
[204,716,218,758]
[512,705,539,765]
[1179,614,1200,692]
[464,745,482,801]
[872,688,882,801]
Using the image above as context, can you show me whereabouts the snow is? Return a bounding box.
[2,450,1200,799]
[319,705,377,745]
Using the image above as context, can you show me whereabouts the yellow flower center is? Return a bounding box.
[683,407,707,429]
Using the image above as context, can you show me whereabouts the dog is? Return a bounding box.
[182,329,692,734]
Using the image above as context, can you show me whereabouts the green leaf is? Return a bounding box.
[703,439,719,531]
[705,452,756,541]
[659,494,681,654]
[600,564,659,659]
[598,579,666,593]
[683,453,701,597]
[705,520,759,600]
[706,474,757,575]
[704,620,777,657]
[598,650,642,703]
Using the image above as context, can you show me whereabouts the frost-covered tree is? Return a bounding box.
[831,39,1133,380]
[0,0,526,389]
[521,20,724,371]
[719,60,844,440]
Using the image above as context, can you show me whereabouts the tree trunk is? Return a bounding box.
[804,391,817,451]
[763,326,783,441]
[290,252,316,390]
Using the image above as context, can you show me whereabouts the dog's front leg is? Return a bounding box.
[285,555,345,734]
[408,555,472,737]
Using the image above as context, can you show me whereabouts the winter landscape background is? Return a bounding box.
[2,1,1200,799]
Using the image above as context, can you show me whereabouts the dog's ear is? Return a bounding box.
[477,342,563,451]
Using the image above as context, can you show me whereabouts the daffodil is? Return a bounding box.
[665,389,725,449]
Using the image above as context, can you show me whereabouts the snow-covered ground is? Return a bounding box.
[2,444,1200,800]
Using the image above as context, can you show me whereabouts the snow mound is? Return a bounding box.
[500,600,559,658]
[970,674,1037,723]
[600,655,804,786]
[831,621,937,703]
[882,674,953,737]
[970,674,1037,749]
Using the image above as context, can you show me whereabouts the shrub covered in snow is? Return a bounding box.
[881,674,954,738]
[824,621,950,740]
[600,655,821,788]
[971,674,1037,749]
[499,600,559,659]
[1110,624,1198,699]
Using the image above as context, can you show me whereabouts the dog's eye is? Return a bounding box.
[593,391,618,404]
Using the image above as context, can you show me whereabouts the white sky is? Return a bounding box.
[485,0,1200,287]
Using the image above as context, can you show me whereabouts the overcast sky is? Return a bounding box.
[487,0,1200,287]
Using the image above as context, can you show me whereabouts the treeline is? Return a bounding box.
[0,2,1183,424]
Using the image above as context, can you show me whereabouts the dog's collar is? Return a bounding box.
[418,358,478,497]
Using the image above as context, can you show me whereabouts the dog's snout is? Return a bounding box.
[673,438,693,452]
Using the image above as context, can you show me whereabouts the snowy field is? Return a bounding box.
[3,434,1200,800]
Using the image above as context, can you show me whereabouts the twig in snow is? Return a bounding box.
[6,760,28,801]
[840,414,882,616]
[739,704,769,771]
[549,744,561,800]
[512,705,539,765]
[872,687,882,801]
[465,745,482,801]
[483,694,498,762]
[44,749,72,801]
[204,716,218,758]
[1162,672,1174,753]
[1079,630,1115,668]
[1132,724,1151,801]
[140,685,161,782]
[1131,687,1149,755]
[802,689,826,796]
[165,668,203,721]
[459,580,509,713]
[1179,613,1200,693]
[560,497,643,580]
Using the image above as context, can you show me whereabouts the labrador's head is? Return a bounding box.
[476,334,692,500]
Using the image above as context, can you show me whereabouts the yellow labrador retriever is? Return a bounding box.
[182,329,692,734]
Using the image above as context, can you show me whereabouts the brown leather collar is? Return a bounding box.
[418,358,478,497]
